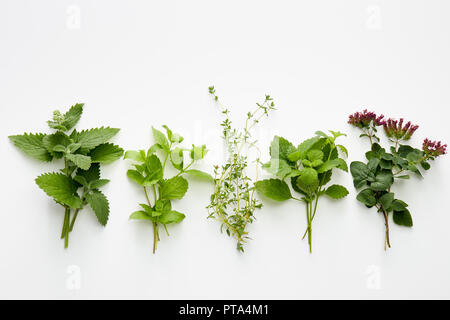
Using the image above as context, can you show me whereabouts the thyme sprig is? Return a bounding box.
[206,86,275,252]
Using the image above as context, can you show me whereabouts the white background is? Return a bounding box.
[0,0,449,299]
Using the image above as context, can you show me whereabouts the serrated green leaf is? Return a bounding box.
[160,176,189,200]
[9,133,52,162]
[296,168,319,194]
[89,143,123,164]
[76,127,120,150]
[270,136,296,162]
[66,153,92,170]
[297,137,320,160]
[35,173,82,208]
[262,159,293,179]
[89,179,110,190]
[255,179,292,201]
[77,163,100,182]
[307,149,323,162]
[85,190,109,226]
[43,132,71,158]
[48,103,84,131]
[184,169,214,181]
[324,184,349,199]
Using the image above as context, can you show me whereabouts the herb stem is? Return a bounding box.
[69,209,80,232]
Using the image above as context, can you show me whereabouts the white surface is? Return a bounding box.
[1,0,449,299]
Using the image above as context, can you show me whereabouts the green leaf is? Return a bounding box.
[85,190,109,226]
[356,189,376,207]
[262,159,293,179]
[73,175,88,187]
[89,179,110,189]
[9,133,52,162]
[296,168,319,195]
[160,176,189,200]
[159,210,186,224]
[184,169,214,181]
[337,144,348,157]
[35,173,82,208]
[152,127,169,151]
[43,132,71,158]
[367,158,380,173]
[127,169,145,185]
[316,158,347,173]
[397,145,415,158]
[129,211,151,220]
[421,161,431,170]
[396,175,410,179]
[77,163,100,182]
[89,143,124,164]
[350,161,373,189]
[144,155,163,184]
[270,136,296,162]
[324,184,349,199]
[393,209,413,227]
[379,192,395,211]
[66,154,92,170]
[307,149,323,162]
[392,199,408,211]
[76,127,120,150]
[297,137,320,160]
[124,150,145,162]
[47,103,84,131]
[255,179,292,201]
[370,171,393,191]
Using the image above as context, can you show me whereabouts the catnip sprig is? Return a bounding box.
[206,86,275,252]
[125,126,212,254]
[9,103,123,248]
[256,131,349,253]
[348,110,447,249]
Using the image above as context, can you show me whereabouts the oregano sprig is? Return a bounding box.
[9,103,123,248]
[256,131,349,253]
[125,126,212,254]
[348,110,447,249]
[206,86,275,252]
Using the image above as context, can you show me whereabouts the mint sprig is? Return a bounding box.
[9,103,123,248]
[256,131,349,253]
[125,126,211,254]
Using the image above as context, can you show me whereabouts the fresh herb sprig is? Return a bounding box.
[125,126,212,253]
[256,131,349,253]
[9,103,123,248]
[348,110,447,249]
[206,86,275,252]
